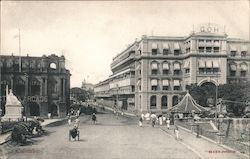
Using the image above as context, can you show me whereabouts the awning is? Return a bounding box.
[137,80,141,86]
[241,46,248,52]
[183,61,190,69]
[173,80,180,86]
[163,43,169,49]
[151,63,158,69]
[174,43,180,50]
[109,69,131,78]
[230,45,237,51]
[213,61,219,68]
[206,61,212,68]
[162,80,169,86]
[198,60,206,68]
[241,64,247,71]
[151,79,158,86]
[230,64,237,71]
[162,63,169,70]
[173,63,181,70]
[152,43,158,49]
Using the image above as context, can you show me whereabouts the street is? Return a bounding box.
[0,112,200,159]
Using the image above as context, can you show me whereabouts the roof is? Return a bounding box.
[168,92,208,113]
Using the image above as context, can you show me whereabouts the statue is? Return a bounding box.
[2,85,23,121]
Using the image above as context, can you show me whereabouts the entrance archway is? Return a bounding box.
[50,103,59,117]
[29,102,40,116]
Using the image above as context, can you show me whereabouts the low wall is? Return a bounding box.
[176,118,250,155]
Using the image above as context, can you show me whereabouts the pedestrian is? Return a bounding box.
[74,116,80,129]
[166,118,170,130]
[174,125,179,140]
[92,113,97,124]
[152,117,156,127]
[68,114,71,126]
[139,117,143,127]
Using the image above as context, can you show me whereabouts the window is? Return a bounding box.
[150,96,157,109]
[162,80,169,90]
[151,79,158,91]
[174,86,180,90]
[230,71,236,76]
[152,70,158,75]
[214,40,219,45]
[213,68,219,74]
[241,71,246,77]
[199,68,206,74]
[152,49,157,55]
[173,80,181,90]
[163,49,169,55]
[206,68,212,74]
[163,70,169,75]
[199,47,205,53]
[161,96,168,108]
[185,69,190,74]
[186,48,190,53]
[214,47,219,53]
[198,40,204,43]
[241,51,247,57]
[174,50,180,56]
[206,47,212,53]
[172,96,179,106]
[206,40,212,43]
[230,51,236,57]
[174,70,180,75]
[50,63,57,69]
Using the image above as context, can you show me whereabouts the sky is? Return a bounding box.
[1,1,249,87]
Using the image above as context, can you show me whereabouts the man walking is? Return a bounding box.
[92,113,97,124]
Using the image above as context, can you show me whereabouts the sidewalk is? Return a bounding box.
[160,125,248,159]
[0,118,66,145]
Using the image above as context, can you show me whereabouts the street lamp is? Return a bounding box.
[217,114,224,144]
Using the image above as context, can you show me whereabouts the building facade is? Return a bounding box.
[0,54,71,117]
[94,23,250,113]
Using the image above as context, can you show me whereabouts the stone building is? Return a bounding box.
[94,23,250,113]
[0,54,71,117]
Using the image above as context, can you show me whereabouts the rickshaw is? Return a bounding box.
[69,126,80,141]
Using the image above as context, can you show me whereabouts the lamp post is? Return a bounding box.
[218,114,224,144]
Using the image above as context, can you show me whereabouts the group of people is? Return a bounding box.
[138,113,180,140]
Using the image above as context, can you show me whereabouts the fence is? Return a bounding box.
[176,118,250,155]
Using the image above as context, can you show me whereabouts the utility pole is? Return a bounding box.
[18,28,22,72]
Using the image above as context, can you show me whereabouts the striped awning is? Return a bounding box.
[183,61,190,69]
[163,63,169,70]
[162,80,169,86]
[198,60,206,68]
[173,63,181,70]
[213,61,219,68]
[152,43,158,49]
[163,43,169,49]
[151,63,158,69]
[230,64,237,71]
[173,80,180,86]
[206,61,212,68]
[241,64,247,71]
[151,79,158,86]
[230,45,237,51]
[174,43,180,50]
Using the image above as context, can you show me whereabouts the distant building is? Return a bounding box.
[81,79,94,91]
[94,23,250,113]
[0,54,71,117]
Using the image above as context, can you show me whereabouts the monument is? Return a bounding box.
[1,85,24,121]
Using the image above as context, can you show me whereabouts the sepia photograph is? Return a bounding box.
[0,1,249,159]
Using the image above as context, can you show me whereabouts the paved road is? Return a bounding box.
[0,112,200,159]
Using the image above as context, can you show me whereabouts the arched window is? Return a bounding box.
[150,95,157,109]
[50,63,57,69]
[173,95,178,106]
[161,96,168,109]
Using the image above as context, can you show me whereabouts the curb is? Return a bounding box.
[176,124,249,159]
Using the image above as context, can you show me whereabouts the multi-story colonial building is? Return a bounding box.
[94,23,250,113]
[0,54,71,117]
